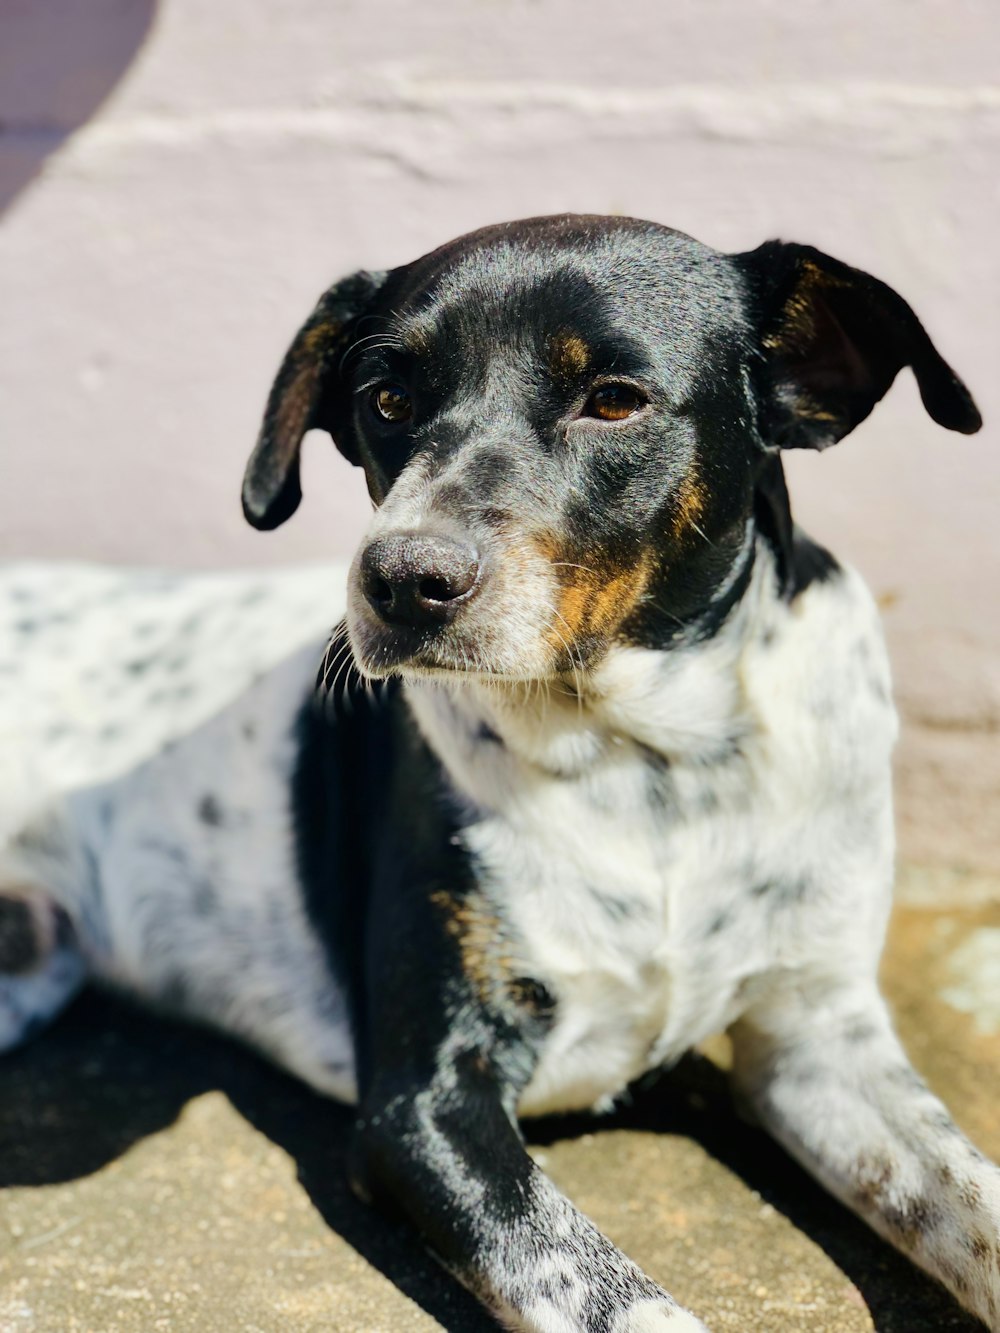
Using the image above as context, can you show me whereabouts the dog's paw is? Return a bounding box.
[611,1300,711,1332]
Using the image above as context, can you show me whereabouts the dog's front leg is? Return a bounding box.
[354,1042,708,1333]
[350,862,708,1333]
[731,978,1000,1329]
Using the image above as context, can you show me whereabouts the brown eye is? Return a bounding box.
[584,383,646,421]
[371,385,412,423]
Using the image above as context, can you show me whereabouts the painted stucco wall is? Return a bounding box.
[1,0,998,868]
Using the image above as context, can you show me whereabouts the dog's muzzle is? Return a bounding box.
[360,531,482,630]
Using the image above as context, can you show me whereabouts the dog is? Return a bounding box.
[1,213,995,1332]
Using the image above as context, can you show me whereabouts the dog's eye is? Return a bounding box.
[371,385,412,424]
[584,383,646,421]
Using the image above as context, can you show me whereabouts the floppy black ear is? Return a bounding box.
[736,241,981,451]
[242,268,388,530]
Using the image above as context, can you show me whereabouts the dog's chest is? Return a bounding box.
[463,748,757,1117]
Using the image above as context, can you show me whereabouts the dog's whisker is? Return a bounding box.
[642,596,688,631]
[338,332,406,372]
[550,561,600,577]
[320,638,354,698]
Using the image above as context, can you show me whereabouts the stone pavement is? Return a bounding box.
[1,865,998,1333]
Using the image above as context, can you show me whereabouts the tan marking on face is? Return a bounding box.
[430,889,511,1000]
[530,531,654,660]
[549,332,591,380]
[585,558,652,635]
[670,472,708,539]
[557,580,593,640]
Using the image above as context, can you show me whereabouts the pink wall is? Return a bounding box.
[1,0,998,867]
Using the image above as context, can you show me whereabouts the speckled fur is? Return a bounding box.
[1,215,994,1333]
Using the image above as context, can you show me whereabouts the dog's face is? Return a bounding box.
[243,215,980,681]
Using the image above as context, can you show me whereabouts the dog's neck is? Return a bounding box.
[404,532,777,798]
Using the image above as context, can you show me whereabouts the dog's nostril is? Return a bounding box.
[419,576,458,604]
[370,575,393,607]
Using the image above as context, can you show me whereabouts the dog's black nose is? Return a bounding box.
[361,532,481,627]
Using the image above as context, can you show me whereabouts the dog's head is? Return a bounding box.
[243,215,980,681]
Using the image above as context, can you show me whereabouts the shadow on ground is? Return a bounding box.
[0,985,984,1332]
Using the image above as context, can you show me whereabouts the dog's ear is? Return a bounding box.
[242,268,388,530]
[736,241,981,451]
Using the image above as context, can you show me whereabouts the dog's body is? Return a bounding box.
[3,215,997,1332]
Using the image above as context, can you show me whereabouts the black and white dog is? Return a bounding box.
[2,214,996,1331]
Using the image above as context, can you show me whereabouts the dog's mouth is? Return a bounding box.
[344,611,561,685]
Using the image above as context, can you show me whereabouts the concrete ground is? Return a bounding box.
[2,864,999,1333]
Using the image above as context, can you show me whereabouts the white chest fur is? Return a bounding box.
[406,547,899,1117]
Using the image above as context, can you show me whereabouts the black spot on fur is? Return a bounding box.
[509,976,556,1018]
[959,1177,984,1209]
[762,877,810,905]
[13,822,63,860]
[885,1195,939,1245]
[476,722,503,745]
[843,1016,880,1045]
[638,743,671,774]
[968,1233,992,1262]
[242,720,257,742]
[586,887,637,923]
[197,794,224,827]
[0,898,43,975]
[706,909,731,936]
[694,785,721,815]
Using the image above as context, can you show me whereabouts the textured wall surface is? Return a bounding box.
[1,0,997,866]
